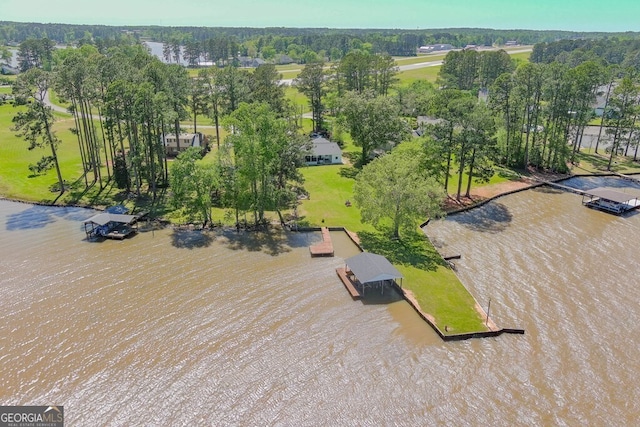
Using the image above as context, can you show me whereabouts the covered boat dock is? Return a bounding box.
[83,213,140,240]
[336,252,403,299]
[581,187,640,215]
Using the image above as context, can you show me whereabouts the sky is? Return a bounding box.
[3,0,640,32]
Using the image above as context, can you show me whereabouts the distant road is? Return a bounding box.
[281,47,533,85]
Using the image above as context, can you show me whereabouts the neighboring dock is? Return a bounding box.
[309,227,334,257]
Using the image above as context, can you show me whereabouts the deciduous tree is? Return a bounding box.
[353,141,445,239]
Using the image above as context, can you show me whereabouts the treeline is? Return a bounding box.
[4,20,640,61]
[425,46,640,188]
[12,43,311,226]
[531,38,640,67]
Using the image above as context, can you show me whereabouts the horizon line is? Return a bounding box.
[1,20,638,35]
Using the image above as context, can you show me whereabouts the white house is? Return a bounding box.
[162,133,207,156]
[304,137,342,165]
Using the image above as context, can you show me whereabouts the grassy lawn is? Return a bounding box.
[274,63,304,72]
[509,51,531,62]
[573,148,640,174]
[285,86,309,112]
[298,164,372,231]
[0,104,83,201]
[279,70,300,80]
[397,65,441,85]
[400,264,486,333]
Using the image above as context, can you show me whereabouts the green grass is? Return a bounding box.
[400,264,487,333]
[275,63,304,72]
[0,86,11,95]
[508,52,531,62]
[0,104,84,201]
[48,89,71,110]
[445,165,513,195]
[573,148,640,174]
[285,86,309,112]
[280,70,300,80]
[397,65,441,85]
[299,164,373,232]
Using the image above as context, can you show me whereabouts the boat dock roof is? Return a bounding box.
[83,213,139,226]
[583,188,640,204]
[582,187,640,214]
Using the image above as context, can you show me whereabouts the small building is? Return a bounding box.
[304,136,342,165]
[162,132,207,156]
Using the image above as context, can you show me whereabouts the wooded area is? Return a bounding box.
[4,22,640,236]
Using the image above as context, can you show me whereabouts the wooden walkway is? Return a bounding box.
[335,267,361,299]
[536,179,587,196]
[309,227,334,257]
[614,172,640,184]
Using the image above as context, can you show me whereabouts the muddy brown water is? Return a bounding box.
[1,176,639,425]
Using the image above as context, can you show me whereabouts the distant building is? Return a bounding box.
[162,133,208,156]
[417,44,454,54]
[414,116,446,138]
[0,64,19,75]
[238,56,266,68]
[276,54,295,65]
[304,137,342,165]
[505,40,519,46]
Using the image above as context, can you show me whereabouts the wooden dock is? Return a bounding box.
[335,267,361,299]
[309,227,334,257]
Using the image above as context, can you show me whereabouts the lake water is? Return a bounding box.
[1,176,639,425]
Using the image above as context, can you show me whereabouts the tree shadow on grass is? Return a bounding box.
[358,229,447,272]
[448,202,513,233]
[338,166,360,179]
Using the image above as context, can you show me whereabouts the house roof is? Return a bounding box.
[311,137,341,156]
[83,213,139,226]
[585,187,639,204]
[346,252,403,284]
